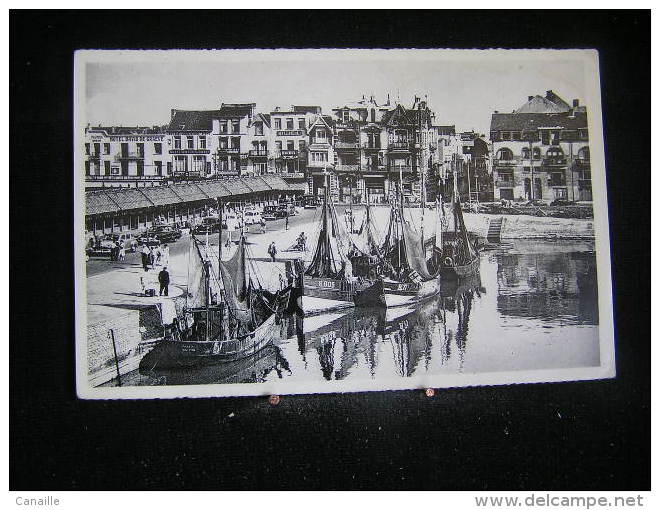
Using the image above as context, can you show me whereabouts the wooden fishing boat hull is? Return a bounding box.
[138,314,278,370]
[354,277,440,308]
[440,254,481,280]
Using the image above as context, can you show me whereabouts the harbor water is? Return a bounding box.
[119,239,599,386]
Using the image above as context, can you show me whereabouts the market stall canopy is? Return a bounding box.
[170,183,210,203]
[198,180,232,199]
[106,188,154,210]
[86,191,121,215]
[140,186,183,207]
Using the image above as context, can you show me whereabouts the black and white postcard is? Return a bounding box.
[74,49,615,398]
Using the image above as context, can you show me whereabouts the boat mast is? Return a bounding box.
[217,197,223,342]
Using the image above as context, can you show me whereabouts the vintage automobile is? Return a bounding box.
[262,206,278,221]
[147,225,183,243]
[193,216,222,235]
[243,210,262,225]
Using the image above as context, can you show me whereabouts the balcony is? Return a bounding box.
[173,170,202,177]
[308,160,331,169]
[542,157,567,167]
[335,164,359,173]
[87,152,101,159]
[249,149,268,158]
[362,143,382,151]
[278,150,299,159]
[85,174,164,182]
[276,130,304,137]
[388,141,412,151]
[387,165,414,174]
[493,158,518,166]
[114,152,144,161]
[169,148,210,155]
[217,147,240,154]
[335,141,360,150]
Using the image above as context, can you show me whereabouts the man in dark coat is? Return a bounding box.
[158,267,170,296]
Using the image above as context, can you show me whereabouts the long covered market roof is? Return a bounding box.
[85,176,302,217]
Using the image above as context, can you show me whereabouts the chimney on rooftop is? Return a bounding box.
[528,96,534,101]
[494,110,499,114]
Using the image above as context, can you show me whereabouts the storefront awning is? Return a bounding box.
[140,186,183,206]
[170,183,210,202]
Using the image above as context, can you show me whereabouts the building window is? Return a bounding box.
[541,130,551,145]
[312,152,328,162]
[155,161,162,175]
[578,146,590,161]
[554,187,568,199]
[137,143,144,157]
[85,143,90,155]
[219,121,228,134]
[274,118,281,130]
[103,143,110,155]
[104,161,111,175]
[174,136,181,149]
[315,129,326,142]
[522,147,530,159]
[255,123,264,136]
[496,148,513,161]
[287,140,295,151]
[299,140,306,152]
[342,110,349,123]
[231,137,240,149]
[502,132,510,141]
[154,142,162,155]
[85,161,90,175]
[174,155,187,173]
[219,137,228,149]
[286,118,294,130]
[186,136,194,149]
[298,118,305,130]
[193,156,206,174]
[199,136,206,149]
[275,141,282,153]
[231,120,240,133]
[532,148,541,160]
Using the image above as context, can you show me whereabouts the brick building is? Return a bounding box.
[490,90,591,202]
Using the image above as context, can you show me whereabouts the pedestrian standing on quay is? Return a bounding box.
[285,212,289,230]
[155,245,162,266]
[158,267,170,296]
[260,218,266,234]
[149,246,155,267]
[141,244,150,271]
[268,241,277,262]
[118,241,126,261]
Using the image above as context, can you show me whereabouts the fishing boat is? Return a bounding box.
[139,230,286,370]
[300,174,373,308]
[438,196,481,280]
[353,188,441,308]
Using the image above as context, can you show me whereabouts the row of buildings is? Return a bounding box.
[84,90,592,203]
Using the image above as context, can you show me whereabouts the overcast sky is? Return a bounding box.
[84,50,591,135]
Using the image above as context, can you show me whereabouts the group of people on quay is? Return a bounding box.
[141,243,170,272]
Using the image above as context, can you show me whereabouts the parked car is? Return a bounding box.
[274,206,289,219]
[243,210,262,225]
[262,206,278,221]
[138,232,163,247]
[193,216,221,235]
[102,232,139,251]
[147,225,182,242]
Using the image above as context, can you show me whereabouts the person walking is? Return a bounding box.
[149,246,155,268]
[260,218,266,234]
[268,241,277,262]
[118,240,126,261]
[285,212,289,230]
[141,244,150,272]
[155,245,162,266]
[158,267,170,297]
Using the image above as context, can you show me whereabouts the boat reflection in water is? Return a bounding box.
[300,273,484,380]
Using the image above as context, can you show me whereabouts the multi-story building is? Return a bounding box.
[332,95,393,203]
[490,90,591,202]
[380,97,434,201]
[84,125,168,189]
[245,112,271,176]
[167,110,218,180]
[212,103,256,177]
[269,106,321,187]
[306,112,336,197]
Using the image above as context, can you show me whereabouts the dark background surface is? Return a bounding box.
[10,10,650,490]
